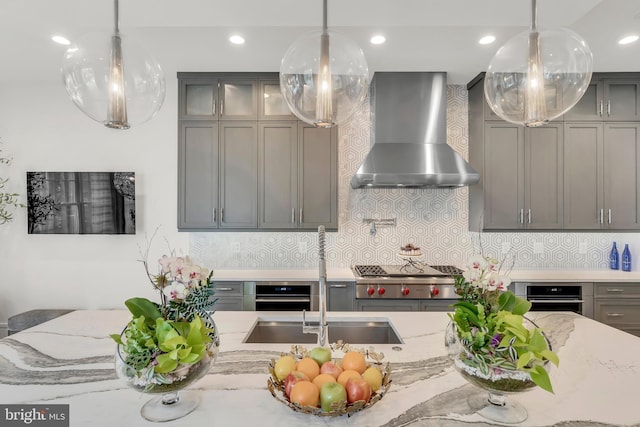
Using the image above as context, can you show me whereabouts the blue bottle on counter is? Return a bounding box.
[610,242,619,270]
[622,244,631,272]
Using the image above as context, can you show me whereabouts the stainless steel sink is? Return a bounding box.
[243,318,403,344]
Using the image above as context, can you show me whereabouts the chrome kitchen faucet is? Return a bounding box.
[302,225,328,346]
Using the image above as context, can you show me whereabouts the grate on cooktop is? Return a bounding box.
[431,265,464,275]
[353,265,387,277]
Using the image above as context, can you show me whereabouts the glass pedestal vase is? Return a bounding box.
[115,315,220,422]
[444,320,549,424]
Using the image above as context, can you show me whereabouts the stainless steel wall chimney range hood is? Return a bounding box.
[350,72,480,188]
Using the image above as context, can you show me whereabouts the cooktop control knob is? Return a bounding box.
[431,287,440,297]
[367,286,375,296]
[401,287,410,296]
[377,286,386,296]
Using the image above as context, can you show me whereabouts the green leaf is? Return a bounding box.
[528,328,547,352]
[540,349,560,367]
[110,333,123,345]
[529,365,554,393]
[517,351,533,369]
[124,298,162,326]
[511,298,532,316]
[155,354,178,373]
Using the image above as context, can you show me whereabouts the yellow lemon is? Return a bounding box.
[362,366,383,392]
[274,355,297,381]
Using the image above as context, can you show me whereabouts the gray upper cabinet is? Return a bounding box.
[564,74,640,122]
[298,124,338,230]
[179,72,337,231]
[179,74,258,121]
[258,122,338,230]
[479,122,563,230]
[564,122,640,230]
[258,80,296,120]
[178,121,219,228]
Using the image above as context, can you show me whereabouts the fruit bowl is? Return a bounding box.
[267,342,392,417]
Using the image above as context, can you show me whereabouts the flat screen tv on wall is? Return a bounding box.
[26,171,135,235]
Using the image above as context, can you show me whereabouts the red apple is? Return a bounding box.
[284,371,310,398]
[345,377,372,404]
[320,361,343,380]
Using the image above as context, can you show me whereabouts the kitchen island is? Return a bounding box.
[0,310,638,426]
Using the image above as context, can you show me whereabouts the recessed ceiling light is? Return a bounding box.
[479,35,496,45]
[51,35,70,45]
[370,35,386,45]
[229,35,245,45]
[618,35,639,45]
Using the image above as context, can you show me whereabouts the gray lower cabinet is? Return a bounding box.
[327,282,355,311]
[212,282,245,311]
[420,299,456,312]
[356,299,420,311]
[178,120,257,230]
[564,123,640,229]
[594,283,640,337]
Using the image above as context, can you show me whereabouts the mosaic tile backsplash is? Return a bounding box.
[191,85,639,271]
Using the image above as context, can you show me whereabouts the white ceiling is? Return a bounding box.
[1,0,640,84]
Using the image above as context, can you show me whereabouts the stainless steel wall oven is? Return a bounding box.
[250,281,319,311]
[513,282,594,318]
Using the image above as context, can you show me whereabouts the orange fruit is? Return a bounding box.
[337,369,362,387]
[290,380,320,407]
[312,373,336,390]
[341,351,367,374]
[296,357,320,381]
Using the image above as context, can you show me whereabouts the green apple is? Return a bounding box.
[308,346,332,367]
[320,381,347,412]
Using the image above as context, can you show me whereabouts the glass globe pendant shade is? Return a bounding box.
[62,31,165,129]
[280,29,369,128]
[484,27,593,127]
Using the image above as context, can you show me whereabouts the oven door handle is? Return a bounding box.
[528,299,584,303]
[255,297,311,303]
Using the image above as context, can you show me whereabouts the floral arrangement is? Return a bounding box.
[111,235,216,390]
[449,255,559,393]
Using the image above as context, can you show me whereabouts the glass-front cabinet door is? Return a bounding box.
[179,79,219,120]
[259,80,296,120]
[219,78,258,120]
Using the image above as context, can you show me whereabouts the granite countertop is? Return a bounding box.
[1,310,639,426]
[211,267,640,283]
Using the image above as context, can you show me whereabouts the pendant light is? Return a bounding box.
[279,0,369,128]
[61,0,165,129]
[484,0,593,127]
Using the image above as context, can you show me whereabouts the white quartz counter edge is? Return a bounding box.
[211,267,640,282]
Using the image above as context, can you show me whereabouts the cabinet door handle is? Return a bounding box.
[213,208,217,223]
[600,208,604,224]
[528,209,531,224]
[606,288,625,293]
[329,284,347,288]
[608,209,612,224]
[221,208,225,223]
[216,287,234,292]
[599,99,603,116]
[607,99,611,116]
[299,208,303,223]
[519,209,524,224]
[606,313,624,317]
[220,99,224,116]
[291,208,295,223]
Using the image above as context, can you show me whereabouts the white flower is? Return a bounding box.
[163,281,188,301]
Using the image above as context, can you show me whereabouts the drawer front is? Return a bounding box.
[213,282,244,296]
[595,299,640,326]
[213,296,244,311]
[595,283,640,298]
